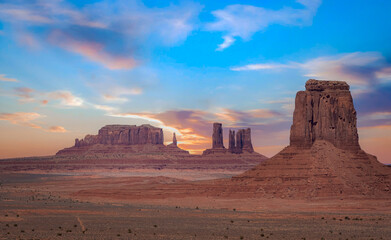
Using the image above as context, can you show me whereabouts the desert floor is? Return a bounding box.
[1,172,391,240]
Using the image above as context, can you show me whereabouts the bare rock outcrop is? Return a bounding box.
[212,123,225,149]
[75,124,164,147]
[204,123,259,156]
[233,79,391,198]
[229,128,254,154]
[57,124,190,156]
[172,133,177,146]
[290,79,359,150]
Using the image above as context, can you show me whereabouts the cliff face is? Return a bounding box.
[212,123,224,149]
[75,124,164,147]
[203,123,258,155]
[56,124,192,157]
[290,79,359,150]
[234,79,391,198]
[229,128,254,154]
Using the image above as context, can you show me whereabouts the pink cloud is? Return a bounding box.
[48,90,84,107]
[49,31,136,70]
[0,112,43,129]
[0,74,18,82]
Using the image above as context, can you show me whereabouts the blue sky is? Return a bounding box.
[1,0,391,163]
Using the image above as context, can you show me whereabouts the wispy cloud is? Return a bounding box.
[0,0,202,69]
[207,0,322,50]
[0,112,68,133]
[232,52,391,86]
[48,126,67,133]
[0,74,18,82]
[0,112,43,129]
[49,30,136,70]
[231,63,293,71]
[48,91,84,107]
[14,87,35,102]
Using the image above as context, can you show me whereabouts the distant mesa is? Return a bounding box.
[203,122,256,155]
[233,79,391,198]
[56,124,189,157]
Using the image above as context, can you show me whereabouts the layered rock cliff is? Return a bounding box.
[290,79,359,150]
[234,79,391,198]
[56,124,189,156]
[75,124,164,147]
[229,128,254,154]
[203,123,259,155]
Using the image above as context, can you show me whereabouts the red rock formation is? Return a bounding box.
[57,124,190,156]
[75,124,164,147]
[229,130,236,152]
[290,79,359,150]
[212,123,225,149]
[172,133,177,146]
[228,128,254,154]
[233,79,391,198]
[204,124,258,155]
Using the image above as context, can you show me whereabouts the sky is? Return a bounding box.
[0,0,391,163]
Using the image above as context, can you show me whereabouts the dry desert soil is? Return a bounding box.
[1,173,391,240]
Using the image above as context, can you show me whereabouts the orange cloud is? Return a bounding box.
[0,112,43,129]
[0,74,18,82]
[49,31,136,70]
[48,126,67,133]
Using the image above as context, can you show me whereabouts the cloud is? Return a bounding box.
[101,86,143,103]
[48,126,67,133]
[215,108,282,124]
[0,0,202,69]
[0,74,18,82]
[0,112,43,129]
[216,36,235,51]
[48,91,84,107]
[94,104,117,113]
[10,86,85,108]
[231,63,292,71]
[207,0,322,50]
[14,87,35,102]
[103,94,128,103]
[232,52,391,86]
[49,30,136,70]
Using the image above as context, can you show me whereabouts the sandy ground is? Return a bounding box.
[1,173,391,239]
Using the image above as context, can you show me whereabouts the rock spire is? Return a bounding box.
[212,123,225,149]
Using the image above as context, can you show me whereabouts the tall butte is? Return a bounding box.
[233,79,391,198]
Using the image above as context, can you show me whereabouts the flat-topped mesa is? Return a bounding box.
[75,124,164,147]
[212,123,225,149]
[290,79,360,151]
[305,79,350,91]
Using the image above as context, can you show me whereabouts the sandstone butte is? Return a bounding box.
[202,123,256,155]
[227,79,391,198]
[56,122,266,161]
[56,124,190,157]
